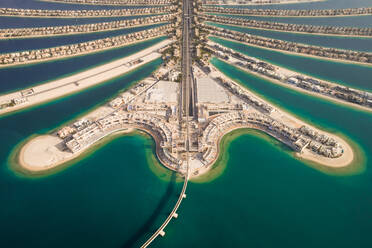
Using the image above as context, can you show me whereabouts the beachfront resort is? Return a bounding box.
[0,0,371,247]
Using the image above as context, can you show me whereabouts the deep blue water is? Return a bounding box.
[212,0,372,10]
[0,15,155,29]
[209,22,372,52]
[212,14,372,28]
[0,58,182,248]
[0,0,152,10]
[0,36,166,93]
[210,36,372,91]
[0,23,166,53]
[0,0,371,248]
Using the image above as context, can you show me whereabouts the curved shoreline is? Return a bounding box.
[209,54,372,113]
[11,52,362,180]
[14,94,357,180]
[0,41,169,116]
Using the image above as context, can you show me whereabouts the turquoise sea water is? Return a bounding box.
[212,14,372,28]
[208,22,372,52]
[1,0,372,247]
[210,36,372,91]
[151,58,372,248]
[0,36,166,94]
[0,58,184,248]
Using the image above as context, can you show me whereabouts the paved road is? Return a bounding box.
[141,0,191,247]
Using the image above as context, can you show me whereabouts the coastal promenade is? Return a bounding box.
[0,39,172,116]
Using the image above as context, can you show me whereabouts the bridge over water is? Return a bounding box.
[141,0,193,246]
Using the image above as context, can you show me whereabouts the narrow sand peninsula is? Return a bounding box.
[0,35,167,68]
[209,35,372,67]
[0,22,168,40]
[209,64,354,168]
[0,39,172,116]
[20,128,134,172]
[210,49,372,113]
[206,0,325,6]
[206,21,372,38]
[205,12,372,18]
[19,102,136,171]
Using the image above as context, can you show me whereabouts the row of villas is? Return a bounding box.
[0,14,176,38]
[200,110,343,165]
[58,76,158,139]
[201,6,372,17]
[0,6,176,17]
[0,24,173,65]
[201,14,372,37]
[206,43,372,108]
[63,111,181,169]
[214,75,274,114]
[45,0,176,5]
[201,24,372,64]
[202,0,317,4]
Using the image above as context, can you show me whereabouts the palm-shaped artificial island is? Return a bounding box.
[0,0,371,246]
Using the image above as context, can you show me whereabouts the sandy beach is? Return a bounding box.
[19,128,135,172]
[213,52,372,113]
[0,39,172,116]
[0,34,167,68]
[208,63,355,169]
